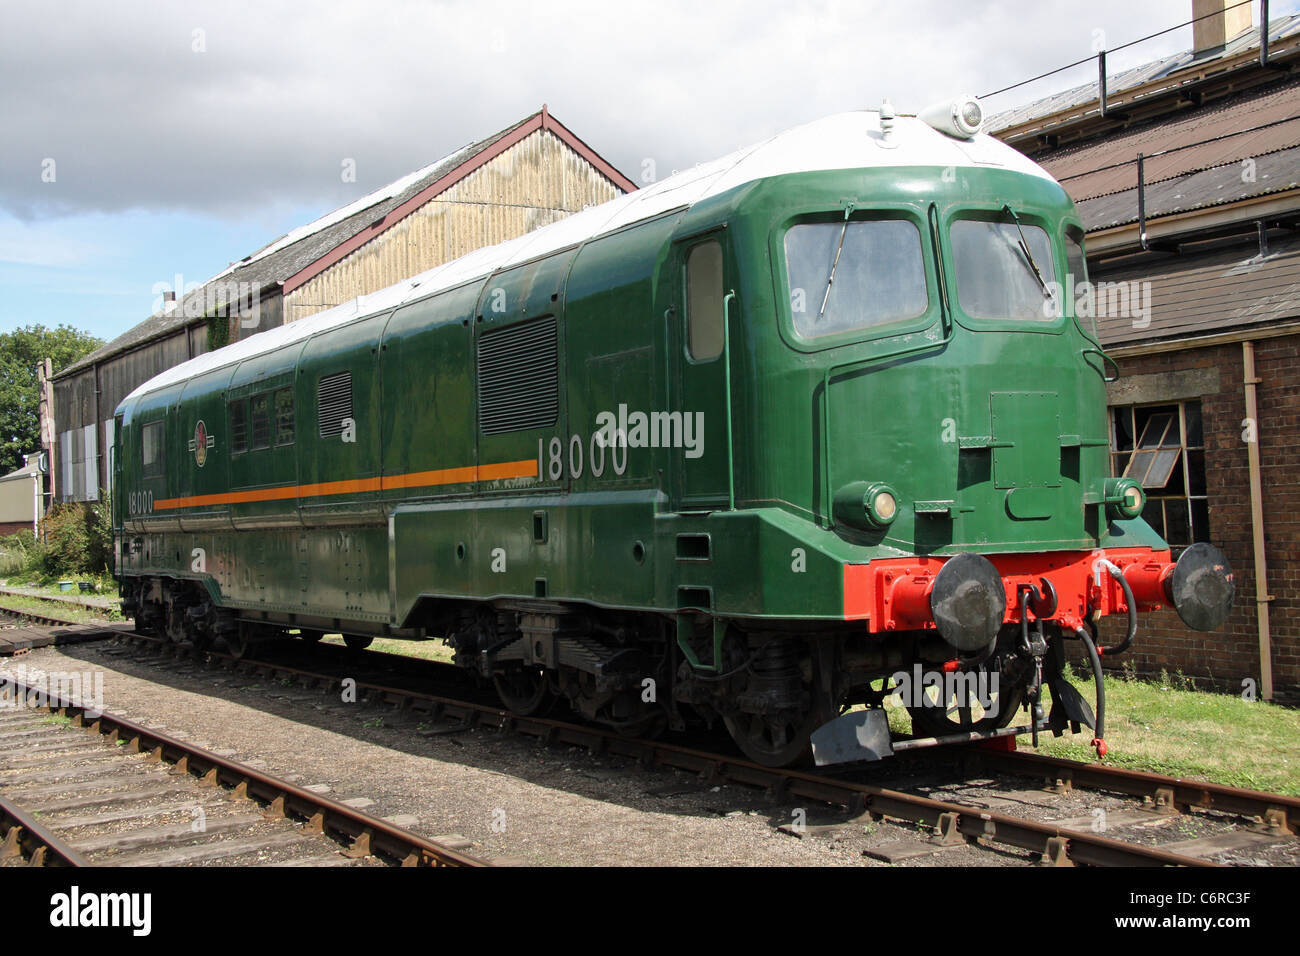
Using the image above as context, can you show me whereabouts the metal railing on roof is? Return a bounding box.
[984,0,1282,127]
[1053,107,1300,251]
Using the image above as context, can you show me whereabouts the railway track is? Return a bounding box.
[0,597,113,629]
[4,605,1297,867]
[0,586,116,611]
[0,674,489,867]
[1,791,88,867]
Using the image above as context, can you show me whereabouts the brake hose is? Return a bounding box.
[1075,625,1107,757]
[1095,560,1138,656]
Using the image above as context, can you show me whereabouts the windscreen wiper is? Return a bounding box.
[1002,204,1051,297]
[817,203,855,322]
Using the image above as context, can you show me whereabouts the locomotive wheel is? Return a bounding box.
[164,604,188,645]
[344,635,373,652]
[906,670,1024,738]
[224,626,251,661]
[611,711,666,739]
[298,629,324,644]
[493,666,550,715]
[723,709,823,767]
[715,636,838,767]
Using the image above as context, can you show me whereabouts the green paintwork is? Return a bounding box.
[115,161,1167,636]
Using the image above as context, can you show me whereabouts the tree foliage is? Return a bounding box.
[0,324,102,475]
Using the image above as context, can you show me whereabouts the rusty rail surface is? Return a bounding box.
[0,792,90,867]
[972,749,1298,836]
[0,601,110,628]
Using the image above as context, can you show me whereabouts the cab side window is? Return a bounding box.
[230,400,248,454]
[141,421,165,478]
[1065,225,1096,336]
[250,393,272,450]
[686,241,724,361]
[274,388,295,446]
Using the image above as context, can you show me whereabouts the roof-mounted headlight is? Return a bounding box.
[919,94,983,140]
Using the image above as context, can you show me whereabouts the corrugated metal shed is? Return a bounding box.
[60,110,616,381]
[284,127,624,323]
[51,107,635,502]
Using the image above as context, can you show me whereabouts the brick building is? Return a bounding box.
[991,1,1300,699]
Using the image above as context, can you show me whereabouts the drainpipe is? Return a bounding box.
[1242,341,1274,700]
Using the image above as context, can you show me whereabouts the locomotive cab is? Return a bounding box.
[720,105,1235,763]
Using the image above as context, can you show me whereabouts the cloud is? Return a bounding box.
[0,0,1270,222]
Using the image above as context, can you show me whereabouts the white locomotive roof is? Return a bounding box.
[123,110,1057,406]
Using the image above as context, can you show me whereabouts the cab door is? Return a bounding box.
[666,233,733,511]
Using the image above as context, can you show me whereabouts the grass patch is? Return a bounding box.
[318,634,455,664]
[0,571,116,594]
[40,714,72,727]
[862,668,1299,795]
[1033,670,1300,795]
[0,593,120,624]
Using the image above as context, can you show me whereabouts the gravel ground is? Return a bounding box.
[3,640,1292,867]
[0,642,985,866]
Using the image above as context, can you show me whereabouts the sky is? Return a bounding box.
[3,0,1296,345]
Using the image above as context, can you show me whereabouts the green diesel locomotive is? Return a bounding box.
[114,97,1234,766]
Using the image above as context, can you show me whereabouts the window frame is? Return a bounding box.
[771,205,941,354]
[229,398,249,455]
[1062,222,1099,340]
[781,218,932,343]
[1109,400,1209,550]
[941,204,1069,335]
[140,420,165,480]
[273,387,295,448]
[249,392,272,451]
[684,239,725,363]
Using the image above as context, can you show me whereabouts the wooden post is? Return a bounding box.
[37,357,55,511]
[1242,340,1274,700]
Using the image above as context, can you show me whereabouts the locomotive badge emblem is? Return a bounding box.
[188,420,215,467]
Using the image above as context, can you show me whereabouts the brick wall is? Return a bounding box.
[1093,334,1298,700]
